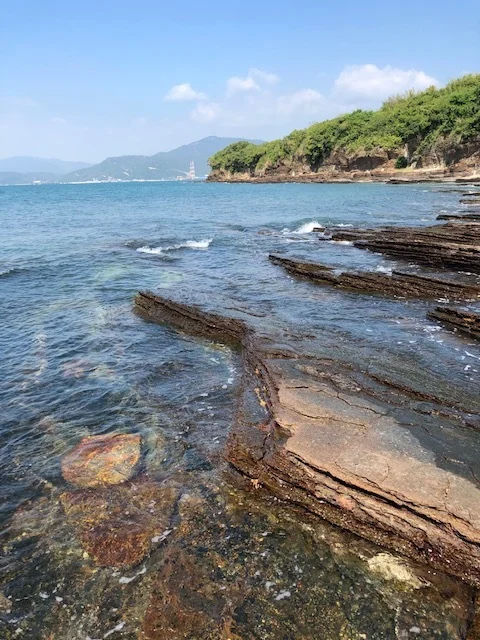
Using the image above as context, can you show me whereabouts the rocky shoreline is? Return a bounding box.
[135,290,480,589]
[207,167,480,185]
[133,188,480,597]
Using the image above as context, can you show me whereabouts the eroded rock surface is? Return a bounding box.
[327,222,480,273]
[61,433,141,488]
[135,291,480,588]
[269,254,480,300]
[428,306,480,340]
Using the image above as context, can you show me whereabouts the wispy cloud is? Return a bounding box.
[277,89,324,115]
[164,83,207,102]
[226,68,280,97]
[190,102,222,122]
[333,64,439,101]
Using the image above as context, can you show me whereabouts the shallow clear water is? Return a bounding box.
[0,182,478,639]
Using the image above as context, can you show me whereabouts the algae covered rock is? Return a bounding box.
[61,433,141,488]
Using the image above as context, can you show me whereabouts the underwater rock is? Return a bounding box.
[269,254,480,300]
[60,477,179,568]
[135,292,480,587]
[61,433,141,488]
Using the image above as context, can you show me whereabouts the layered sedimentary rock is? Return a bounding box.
[437,213,480,221]
[134,291,480,587]
[269,254,480,300]
[428,306,480,340]
[327,223,480,273]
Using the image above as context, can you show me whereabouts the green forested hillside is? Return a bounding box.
[209,74,480,176]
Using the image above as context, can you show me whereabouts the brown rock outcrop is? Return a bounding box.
[428,306,480,340]
[134,292,480,587]
[61,433,141,488]
[436,213,480,221]
[327,223,480,273]
[269,254,480,300]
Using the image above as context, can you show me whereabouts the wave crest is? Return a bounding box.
[136,238,213,255]
[291,220,323,234]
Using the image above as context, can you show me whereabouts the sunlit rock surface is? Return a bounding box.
[61,433,141,488]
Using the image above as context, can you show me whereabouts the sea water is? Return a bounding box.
[0,181,478,638]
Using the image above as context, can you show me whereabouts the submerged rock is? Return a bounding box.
[61,433,141,488]
[60,477,179,567]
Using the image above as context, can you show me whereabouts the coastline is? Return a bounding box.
[207,167,480,185]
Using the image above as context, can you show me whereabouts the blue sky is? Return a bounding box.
[1,0,479,162]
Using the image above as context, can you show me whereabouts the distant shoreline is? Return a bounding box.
[207,168,480,185]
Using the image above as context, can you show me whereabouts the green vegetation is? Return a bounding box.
[395,156,408,169]
[209,74,480,175]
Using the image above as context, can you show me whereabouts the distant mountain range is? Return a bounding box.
[0,138,263,185]
[0,156,91,175]
[0,171,59,186]
[0,156,92,186]
[59,137,263,183]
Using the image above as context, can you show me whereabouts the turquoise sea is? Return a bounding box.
[1,181,479,638]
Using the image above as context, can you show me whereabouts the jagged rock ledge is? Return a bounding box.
[269,254,480,300]
[437,213,480,221]
[134,291,480,587]
[327,223,480,273]
[428,306,480,340]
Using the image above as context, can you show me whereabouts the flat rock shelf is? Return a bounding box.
[134,291,480,588]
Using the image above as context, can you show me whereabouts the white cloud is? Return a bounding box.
[226,75,261,97]
[333,64,439,101]
[190,101,222,122]
[226,68,279,97]
[164,83,207,102]
[51,116,66,124]
[249,68,280,86]
[277,89,324,115]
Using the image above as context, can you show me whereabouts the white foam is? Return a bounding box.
[291,221,323,234]
[137,238,212,255]
[0,267,16,277]
[375,265,392,274]
[331,240,353,246]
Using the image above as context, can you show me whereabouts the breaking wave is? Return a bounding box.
[136,238,213,255]
[0,267,19,277]
[291,220,323,234]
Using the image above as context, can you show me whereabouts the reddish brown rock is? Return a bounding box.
[60,478,179,568]
[61,433,141,488]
